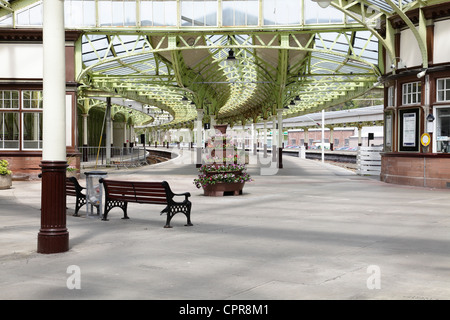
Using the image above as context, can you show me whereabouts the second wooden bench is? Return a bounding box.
[99,179,193,228]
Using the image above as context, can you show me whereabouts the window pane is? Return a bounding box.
[0,91,19,109]
[23,91,43,109]
[437,108,450,153]
[205,1,217,26]
[16,10,29,25]
[29,4,43,25]
[124,1,136,26]
[23,113,43,149]
[0,14,13,27]
[222,1,234,26]
[181,0,217,27]
[140,1,153,26]
[84,0,96,26]
[165,1,177,26]
[99,1,112,26]
[153,1,164,25]
[263,0,301,25]
[263,0,276,25]
[247,0,258,25]
[402,82,421,105]
[181,0,194,26]
[0,112,19,149]
[235,3,246,26]
[223,0,258,26]
[437,78,450,102]
[112,1,123,26]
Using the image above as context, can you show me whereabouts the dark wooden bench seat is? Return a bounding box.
[66,176,87,216]
[99,179,193,228]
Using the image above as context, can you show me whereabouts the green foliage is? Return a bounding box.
[0,160,12,176]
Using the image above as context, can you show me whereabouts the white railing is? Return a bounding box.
[357,146,382,176]
[79,146,148,169]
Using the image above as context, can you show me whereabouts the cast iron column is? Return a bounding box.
[277,109,283,169]
[196,109,203,168]
[82,113,88,161]
[38,0,68,254]
[272,115,277,163]
[263,120,267,158]
[105,97,111,166]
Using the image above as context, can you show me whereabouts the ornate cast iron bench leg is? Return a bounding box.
[162,200,193,228]
[74,195,87,217]
[102,200,129,221]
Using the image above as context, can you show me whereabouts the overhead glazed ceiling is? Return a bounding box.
[0,0,440,129]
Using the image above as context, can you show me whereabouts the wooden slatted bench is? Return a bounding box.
[99,179,193,228]
[66,177,87,216]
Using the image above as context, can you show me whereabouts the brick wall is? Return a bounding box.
[381,154,450,188]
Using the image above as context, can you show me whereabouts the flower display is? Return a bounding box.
[199,163,246,173]
[195,124,252,195]
[194,170,252,189]
[67,166,77,172]
[0,160,12,176]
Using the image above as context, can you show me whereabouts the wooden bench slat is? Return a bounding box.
[133,190,167,197]
[134,197,167,204]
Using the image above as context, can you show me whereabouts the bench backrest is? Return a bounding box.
[66,177,83,197]
[101,179,168,205]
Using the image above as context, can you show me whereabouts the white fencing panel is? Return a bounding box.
[357,146,382,176]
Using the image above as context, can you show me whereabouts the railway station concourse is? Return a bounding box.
[1,0,450,300]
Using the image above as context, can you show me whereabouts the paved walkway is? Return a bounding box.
[1,149,450,300]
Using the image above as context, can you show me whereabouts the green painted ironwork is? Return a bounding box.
[0,0,436,130]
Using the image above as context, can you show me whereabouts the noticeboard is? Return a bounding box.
[399,108,420,152]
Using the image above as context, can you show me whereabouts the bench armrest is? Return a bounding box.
[172,192,191,201]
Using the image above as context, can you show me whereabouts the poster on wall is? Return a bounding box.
[403,112,416,147]
[385,114,392,148]
[399,108,420,152]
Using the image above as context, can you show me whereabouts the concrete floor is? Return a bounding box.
[1,149,450,300]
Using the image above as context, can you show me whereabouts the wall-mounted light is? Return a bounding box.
[417,69,427,79]
[312,0,332,9]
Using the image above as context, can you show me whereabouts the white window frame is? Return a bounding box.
[433,105,450,153]
[0,90,20,110]
[0,112,20,150]
[387,86,394,107]
[22,90,43,110]
[0,90,43,151]
[22,112,43,150]
[436,77,450,102]
[402,81,422,105]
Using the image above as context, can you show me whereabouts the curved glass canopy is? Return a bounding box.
[0,0,432,129]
